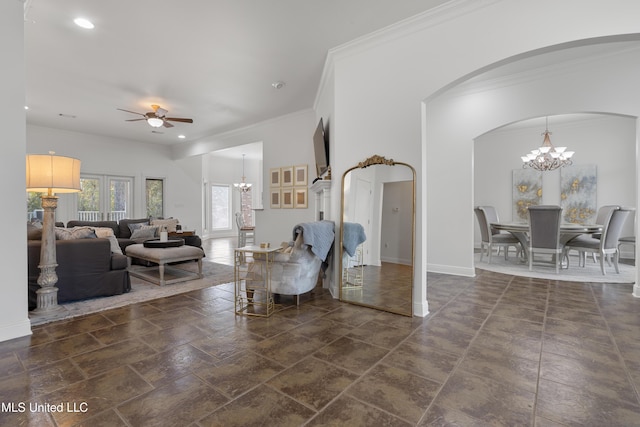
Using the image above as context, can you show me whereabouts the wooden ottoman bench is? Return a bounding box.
[125,242,204,286]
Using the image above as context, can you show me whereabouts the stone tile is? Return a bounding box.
[143,306,206,329]
[42,314,115,340]
[268,357,358,411]
[407,322,475,356]
[290,317,354,343]
[542,330,621,367]
[0,407,56,427]
[544,317,612,346]
[16,333,103,370]
[347,364,441,423]
[346,319,412,349]
[72,409,128,427]
[382,341,459,383]
[140,323,208,352]
[118,374,228,426]
[313,336,390,375]
[196,351,284,398]
[191,329,264,360]
[0,352,24,378]
[458,345,539,393]
[308,394,411,426]
[434,371,535,426]
[200,384,315,426]
[540,351,636,404]
[321,304,380,327]
[491,301,545,323]
[420,403,492,426]
[536,378,640,426]
[72,338,157,377]
[44,366,153,426]
[100,303,163,325]
[132,343,218,387]
[437,300,494,320]
[254,331,328,366]
[242,315,300,339]
[89,318,160,346]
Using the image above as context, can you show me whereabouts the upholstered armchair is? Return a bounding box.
[248,221,334,305]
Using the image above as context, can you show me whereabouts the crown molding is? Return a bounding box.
[313,0,500,109]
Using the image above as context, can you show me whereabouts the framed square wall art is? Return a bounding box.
[512,169,542,222]
[560,164,597,224]
[294,187,308,209]
[281,187,294,208]
[281,166,294,186]
[270,168,281,187]
[294,164,308,187]
[270,189,281,209]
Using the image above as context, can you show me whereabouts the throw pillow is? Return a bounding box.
[91,227,123,254]
[128,221,150,235]
[151,218,179,233]
[27,222,42,240]
[130,227,157,243]
[138,224,159,237]
[55,226,97,240]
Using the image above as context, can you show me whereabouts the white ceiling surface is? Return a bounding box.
[24,0,449,146]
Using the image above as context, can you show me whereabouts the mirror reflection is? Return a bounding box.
[340,155,415,316]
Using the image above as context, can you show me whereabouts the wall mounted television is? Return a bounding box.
[313,117,330,178]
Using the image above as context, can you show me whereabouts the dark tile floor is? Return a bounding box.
[1,238,640,426]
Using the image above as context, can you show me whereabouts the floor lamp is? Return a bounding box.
[26,152,81,314]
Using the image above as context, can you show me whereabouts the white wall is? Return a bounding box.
[27,125,203,234]
[0,0,32,341]
[474,115,636,247]
[175,110,319,245]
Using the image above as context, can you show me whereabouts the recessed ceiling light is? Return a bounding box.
[272,81,285,89]
[24,106,29,110]
[74,17,94,29]
[178,135,186,139]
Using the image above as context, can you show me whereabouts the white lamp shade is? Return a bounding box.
[26,154,81,193]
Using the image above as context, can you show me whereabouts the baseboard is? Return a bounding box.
[427,262,476,277]
[0,318,32,342]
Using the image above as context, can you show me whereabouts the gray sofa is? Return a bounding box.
[28,238,130,310]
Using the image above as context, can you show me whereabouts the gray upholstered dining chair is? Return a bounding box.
[528,205,563,273]
[563,207,633,275]
[474,206,521,263]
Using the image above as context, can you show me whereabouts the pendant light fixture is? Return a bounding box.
[233,154,252,192]
[521,117,574,171]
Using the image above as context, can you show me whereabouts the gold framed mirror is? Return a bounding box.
[339,155,415,316]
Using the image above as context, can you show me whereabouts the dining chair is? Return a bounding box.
[528,205,563,273]
[235,212,255,247]
[564,207,633,275]
[582,205,620,265]
[474,206,521,263]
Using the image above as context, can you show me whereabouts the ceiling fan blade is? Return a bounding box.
[162,120,174,128]
[126,118,146,122]
[165,117,193,123]
[117,108,145,116]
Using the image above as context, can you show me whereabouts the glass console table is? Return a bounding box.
[234,245,280,317]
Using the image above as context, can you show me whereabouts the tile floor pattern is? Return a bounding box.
[1,238,640,426]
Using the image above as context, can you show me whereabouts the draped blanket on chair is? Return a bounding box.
[292,220,335,261]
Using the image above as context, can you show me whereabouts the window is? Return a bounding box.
[211,184,231,230]
[26,192,42,222]
[240,188,253,226]
[146,178,164,218]
[78,175,133,221]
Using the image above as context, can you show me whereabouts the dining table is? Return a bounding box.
[490,222,603,262]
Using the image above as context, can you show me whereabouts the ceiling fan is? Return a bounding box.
[117,104,193,128]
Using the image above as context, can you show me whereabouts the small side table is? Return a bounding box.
[234,245,280,317]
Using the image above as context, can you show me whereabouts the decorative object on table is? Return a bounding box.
[294,164,308,186]
[521,117,574,171]
[26,152,82,314]
[560,164,597,224]
[233,153,252,193]
[512,169,542,222]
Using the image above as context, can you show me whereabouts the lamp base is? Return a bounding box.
[31,287,66,315]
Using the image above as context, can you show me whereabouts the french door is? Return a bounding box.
[78,175,133,221]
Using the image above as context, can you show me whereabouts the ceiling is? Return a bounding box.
[24,0,449,147]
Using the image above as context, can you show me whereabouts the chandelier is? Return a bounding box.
[521,118,574,171]
[233,154,252,193]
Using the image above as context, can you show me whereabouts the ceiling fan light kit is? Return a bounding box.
[117,104,193,129]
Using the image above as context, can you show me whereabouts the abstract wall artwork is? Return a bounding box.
[560,164,597,224]
[512,169,542,222]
